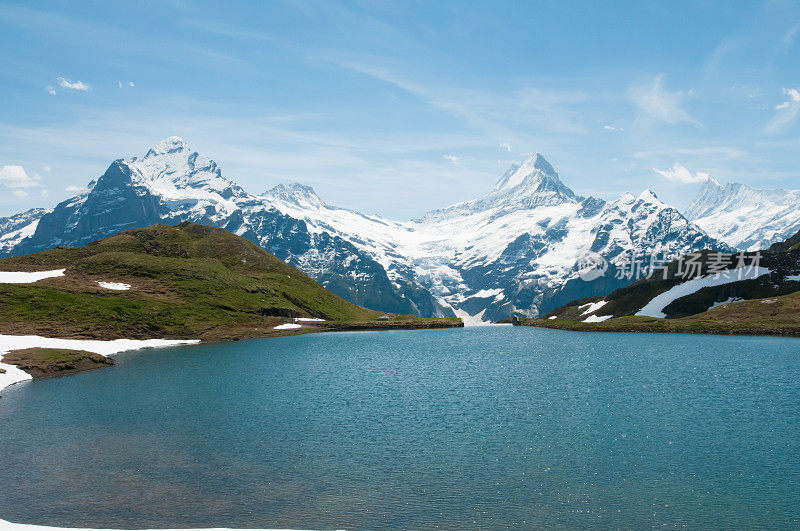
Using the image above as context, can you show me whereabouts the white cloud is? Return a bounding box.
[117,81,123,88]
[604,125,616,131]
[46,86,56,96]
[630,75,696,124]
[57,77,90,91]
[129,81,135,87]
[65,185,88,193]
[0,165,42,188]
[41,189,48,196]
[653,163,710,184]
[765,88,800,134]
[444,154,463,165]
[13,190,27,197]
[499,142,512,152]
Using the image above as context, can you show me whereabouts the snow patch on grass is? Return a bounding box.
[274,323,302,330]
[579,300,607,316]
[96,281,131,290]
[583,314,612,323]
[0,269,65,283]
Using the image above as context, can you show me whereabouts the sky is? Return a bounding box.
[0,0,799,219]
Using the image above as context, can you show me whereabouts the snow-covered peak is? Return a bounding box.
[264,183,324,208]
[489,153,571,196]
[144,136,189,158]
[684,178,726,220]
[637,189,659,202]
[685,179,800,250]
[422,153,580,221]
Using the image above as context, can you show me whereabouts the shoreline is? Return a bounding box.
[0,335,200,395]
[513,317,800,338]
[0,318,463,395]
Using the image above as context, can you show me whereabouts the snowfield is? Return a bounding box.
[635,267,771,318]
[273,323,302,330]
[582,314,613,323]
[579,300,608,316]
[0,269,65,283]
[96,281,131,290]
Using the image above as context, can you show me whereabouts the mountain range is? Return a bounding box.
[0,137,790,322]
[685,178,800,251]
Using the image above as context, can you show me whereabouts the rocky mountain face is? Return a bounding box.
[686,178,800,251]
[0,137,731,322]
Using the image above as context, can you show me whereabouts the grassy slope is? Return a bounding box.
[2,348,114,378]
[0,223,460,340]
[518,291,800,337]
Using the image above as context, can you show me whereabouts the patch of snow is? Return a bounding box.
[579,300,608,316]
[0,335,199,394]
[0,269,65,283]
[470,288,504,299]
[583,314,612,323]
[548,316,558,320]
[786,274,800,282]
[452,308,489,326]
[96,281,131,291]
[708,297,742,310]
[273,323,302,330]
[636,267,771,318]
[294,317,325,322]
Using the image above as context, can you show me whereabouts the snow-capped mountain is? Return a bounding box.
[686,178,800,251]
[0,137,730,322]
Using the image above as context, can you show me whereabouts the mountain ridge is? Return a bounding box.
[686,177,800,251]
[0,138,732,322]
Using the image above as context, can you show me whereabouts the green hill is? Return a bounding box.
[0,222,460,341]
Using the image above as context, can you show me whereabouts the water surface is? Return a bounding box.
[1,327,799,528]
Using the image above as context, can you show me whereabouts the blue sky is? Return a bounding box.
[0,0,799,219]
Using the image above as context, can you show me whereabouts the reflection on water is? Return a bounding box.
[1,327,799,528]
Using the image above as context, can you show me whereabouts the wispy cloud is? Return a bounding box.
[57,76,90,91]
[45,85,56,95]
[630,75,697,125]
[764,88,800,134]
[443,154,464,165]
[653,163,710,184]
[0,165,42,188]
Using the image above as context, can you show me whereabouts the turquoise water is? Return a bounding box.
[1,326,799,529]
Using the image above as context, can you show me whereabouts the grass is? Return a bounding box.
[2,348,114,378]
[0,222,460,341]
[519,291,800,337]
